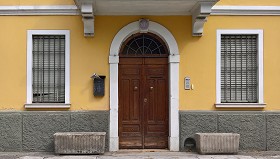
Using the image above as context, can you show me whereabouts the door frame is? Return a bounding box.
[109,21,180,151]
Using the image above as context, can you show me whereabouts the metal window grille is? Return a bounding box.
[120,33,168,57]
[32,35,65,103]
[221,34,258,103]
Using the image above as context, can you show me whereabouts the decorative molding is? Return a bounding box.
[139,19,149,33]
[212,6,280,15]
[169,54,180,63]
[75,1,95,37]
[0,5,79,15]
[74,1,95,37]
[191,1,218,36]
[2,5,280,16]
[109,21,180,152]
[109,55,119,64]
[215,103,266,108]
[25,103,71,109]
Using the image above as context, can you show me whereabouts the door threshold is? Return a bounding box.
[118,149,169,152]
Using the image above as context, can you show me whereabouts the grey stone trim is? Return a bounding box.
[0,113,22,151]
[0,111,109,152]
[179,111,280,151]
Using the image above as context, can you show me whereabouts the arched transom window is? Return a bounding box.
[120,33,168,57]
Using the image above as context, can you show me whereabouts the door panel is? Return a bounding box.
[143,64,168,148]
[119,58,168,149]
[119,64,143,149]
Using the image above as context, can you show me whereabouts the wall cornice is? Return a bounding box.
[212,6,280,15]
[0,5,79,15]
[1,5,280,16]
[0,5,280,16]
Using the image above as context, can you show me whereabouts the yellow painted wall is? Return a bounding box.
[182,15,280,111]
[0,15,188,111]
[0,0,74,5]
[1,15,280,111]
[216,0,280,6]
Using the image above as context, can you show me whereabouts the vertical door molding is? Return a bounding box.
[109,21,180,151]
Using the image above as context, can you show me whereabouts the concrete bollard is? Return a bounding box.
[195,133,240,154]
[54,132,106,154]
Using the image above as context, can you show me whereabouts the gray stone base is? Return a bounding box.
[180,111,280,152]
[0,111,109,152]
[2,110,280,152]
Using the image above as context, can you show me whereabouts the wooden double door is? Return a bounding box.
[118,57,169,149]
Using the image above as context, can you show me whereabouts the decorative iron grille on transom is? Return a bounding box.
[32,35,65,103]
[120,33,168,57]
[221,34,258,103]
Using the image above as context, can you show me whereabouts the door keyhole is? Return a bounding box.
[144,98,148,102]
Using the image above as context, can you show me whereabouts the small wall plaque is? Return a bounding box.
[139,19,149,33]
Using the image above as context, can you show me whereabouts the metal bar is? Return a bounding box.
[246,35,248,102]
[229,36,232,102]
[134,37,142,54]
[234,35,237,101]
[143,37,153,54]
[42,36,45,102]
[58,36,61,102]
[48,36,51,102]
[54,36,56,102]
[142,34,144,55]
[240,36,243,101]
[37,36,40,102]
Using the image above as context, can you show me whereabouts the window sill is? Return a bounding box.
[215,103,266,108]
[25,103,70,109]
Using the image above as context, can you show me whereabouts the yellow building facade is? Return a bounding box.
[0,0,280,152]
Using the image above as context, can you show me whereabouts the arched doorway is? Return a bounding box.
[118,33,169,149]
[109,21,180,151]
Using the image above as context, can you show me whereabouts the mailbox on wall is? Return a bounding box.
[91,74,106,96]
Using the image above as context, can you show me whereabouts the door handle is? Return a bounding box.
[144,98,148,103]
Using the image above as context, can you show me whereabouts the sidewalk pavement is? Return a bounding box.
[1,150,280,159]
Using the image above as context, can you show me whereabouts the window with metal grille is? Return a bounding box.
[221,34,258,103]
[32,35,65,103]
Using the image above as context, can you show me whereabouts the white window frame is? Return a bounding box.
[216,29,265,108]
[25,30,70,108]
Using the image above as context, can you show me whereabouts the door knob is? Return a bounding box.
[150,87,153,90]
[144,98,148,102]
[134,86,138,91]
